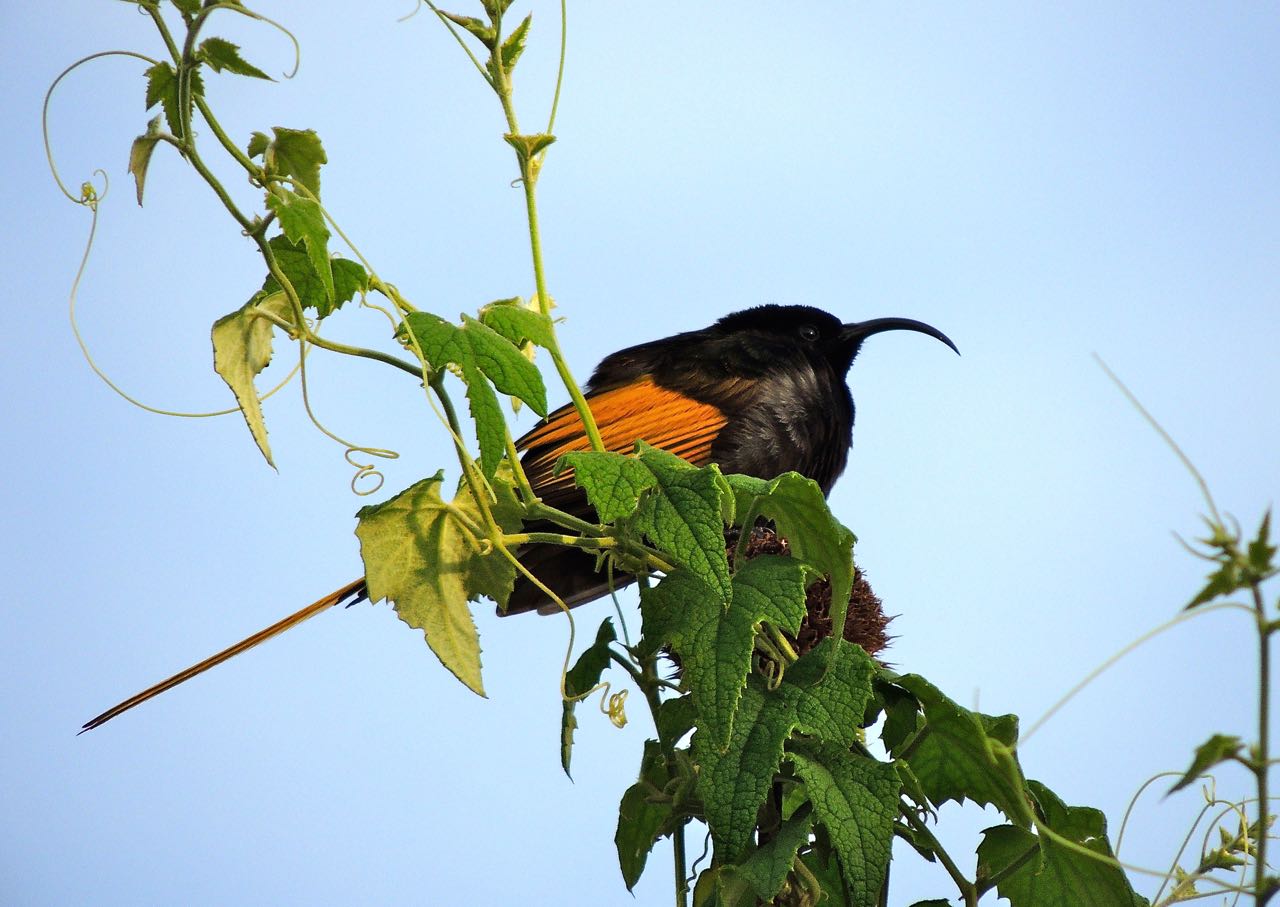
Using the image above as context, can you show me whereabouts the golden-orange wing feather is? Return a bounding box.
[516,377,727,512]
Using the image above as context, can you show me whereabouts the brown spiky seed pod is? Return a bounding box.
[725,524,892,660]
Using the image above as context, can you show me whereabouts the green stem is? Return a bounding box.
[194,95,263,180]
[975,840,1040,897]
[503,532,616,550]
[632,653,690,907]
[1254,580,1274,905]
[145,6,183,65]
[901,808,977,906]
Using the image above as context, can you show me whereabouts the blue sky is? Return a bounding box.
[3,3,1278,904]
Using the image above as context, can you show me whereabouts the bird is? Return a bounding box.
[81,304,956,731]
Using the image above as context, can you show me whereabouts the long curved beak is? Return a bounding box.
[841,317,959,355]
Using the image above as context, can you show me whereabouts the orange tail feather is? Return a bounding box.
[80,577,367,733]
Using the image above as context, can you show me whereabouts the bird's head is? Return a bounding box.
[713,304,959,376]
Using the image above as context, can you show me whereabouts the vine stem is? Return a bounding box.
[1253,580,1274,905]
[900,808,977,906]
[635,656,690,907]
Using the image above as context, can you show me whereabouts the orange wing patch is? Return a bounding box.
[517,377,727,508]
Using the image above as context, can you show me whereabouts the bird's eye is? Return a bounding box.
[798,324,820,342]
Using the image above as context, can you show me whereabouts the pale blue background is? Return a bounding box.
[2,3,1278,905]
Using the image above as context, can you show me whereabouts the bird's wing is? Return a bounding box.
[516,376,728,512]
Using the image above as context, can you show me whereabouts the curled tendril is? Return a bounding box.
[603,688,628,729]
[344,446,398,496]
[688,830,713,880]
[60,162,303,417]
[397,0,425,23]
[295,336,401,496]
[202,2,301,79]
[44,50,160,205]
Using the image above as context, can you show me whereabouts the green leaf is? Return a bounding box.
[503,132,556,164]
[169,0,201,14]
[481,0,515,18]
[643,558,807,751]
[197,37,272,80]
[354,468,523,695]
[440,11,496,48]
[1247,509,1277,577]
[724,472,856,638]
[143,61,204,140]
[732,808,815,901]
[247,131,270,158]
[462,364,505,480]
[1187,558,1243,609]
[616,740,673,890]
[890,674,1034,826]
[790,740,899,906]
[479,301,555,349]
[403,313,549,417]
[266,190,333,310]
[260,235,366,319]
[977,782,1148,907]
[655,694,697,743]
[460,315,548,416]
[694,676,793,861]
[634,444,732,599]
[561,618,617,777]
[127,115,163,206]
[499,13,532,70]
[400,314,545,477]
[557,451,656,523]
[693,639,878,860]
[259,126,326,198]
[210,291,294,467]
[786,637,878,748]
[1168,733,1245,794]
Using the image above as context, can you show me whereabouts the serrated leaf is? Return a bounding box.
[1248,509,1277,576]
[440,11,496,48]
[144,61,204,140]
[503,132,556,164]
[1168,733,1245,794]
[260,235,365,319]
[354,468,523,695]
[891,674,1034,826]
[694,676,793,861]
[977,782,1148,907]
[210,291,295,467]
[790,740,899,906]
[786,637,878,748]
[1187,559,1243,609]
[635,445,732,598]
[198,37,271,80]
[561,618,617,777]
[558,451,656,523]
[260,126,326,198]
[616,740,673,890]
[460,315,548,415]
[403,313,549,417]
[479,302,555,349]
[461,364,505,480]
[693,639,876,860]
[266,190,333,310]
[732,808,815,901]
[725,472,856,640]
[127,115,163,206]
[247,131,269,158]
[499,13,531,70]
[642,558,807,751]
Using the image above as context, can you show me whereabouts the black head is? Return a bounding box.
[713,304,958,376]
